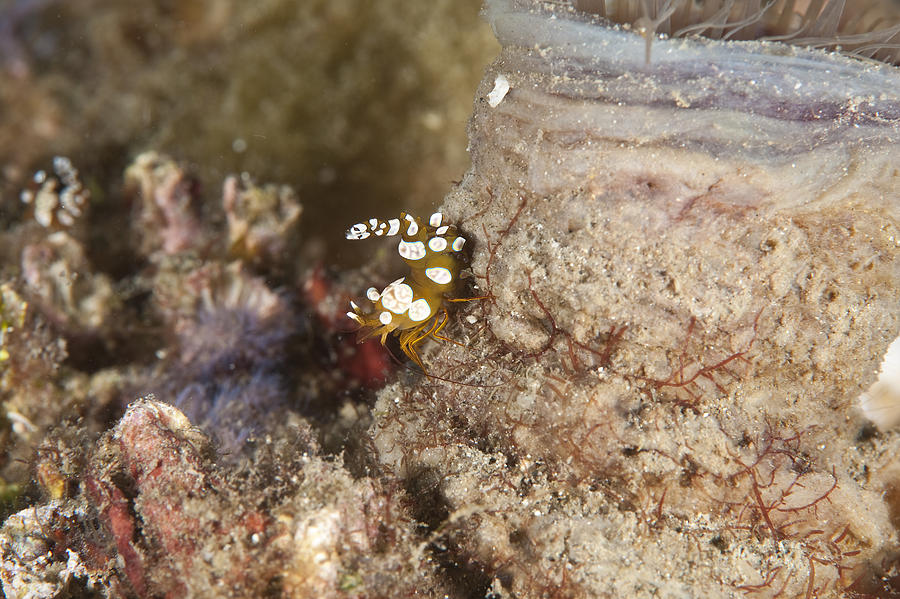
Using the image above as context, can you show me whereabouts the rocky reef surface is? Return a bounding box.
[1,1,899,598]
[369,1,900,597]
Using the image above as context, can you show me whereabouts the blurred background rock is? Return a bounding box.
[0,0,497,265]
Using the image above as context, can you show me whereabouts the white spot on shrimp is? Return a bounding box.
[350,300,359,310]
[430,213,443,227]
[379,311,393,325]
[404,213,419,236]
[436,225,449,235]
[381,282,414,314]
[398,240,426,260]
[452,237,466,251]
[408,298,432,322]
[428,237,448,252]
[346,223,370,240]
[369,218,379,228]
[366,287,380,302]
[387,219,401,236]
[487,74,510,107]
[347,311,363,323]
[426,267,453,285]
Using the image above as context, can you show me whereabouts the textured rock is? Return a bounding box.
[370,1,900,597]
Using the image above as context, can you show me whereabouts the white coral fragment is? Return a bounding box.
[487,74,510,107]
[0,503,91,599]
[860,335,900,430]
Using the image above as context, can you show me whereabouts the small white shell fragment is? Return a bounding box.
[860,335,900,430]
[487,74,510,107]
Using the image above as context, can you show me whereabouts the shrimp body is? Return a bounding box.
[345,212,467,370]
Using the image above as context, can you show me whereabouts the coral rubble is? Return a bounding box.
[4,399,445,598]
[0,150,420,597]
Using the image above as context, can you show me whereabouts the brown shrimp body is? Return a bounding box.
[345,212,467,369]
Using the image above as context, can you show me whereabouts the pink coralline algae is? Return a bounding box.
[82,399,282,597]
